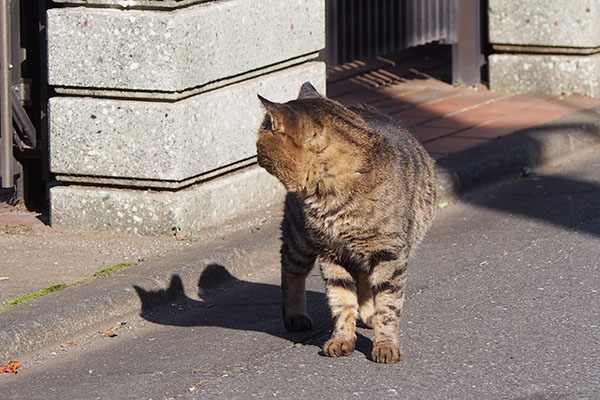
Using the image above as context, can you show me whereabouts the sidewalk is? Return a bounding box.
[328,56,600,159]
[2,54,600,361]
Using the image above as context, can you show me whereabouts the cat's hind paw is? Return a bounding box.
[323,338,356,357]
[372,343,404,363]
[284,313,313,332]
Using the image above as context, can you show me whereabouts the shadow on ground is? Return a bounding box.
[436,123,600,237]
[462,174,600,237]
[134,264,375,359]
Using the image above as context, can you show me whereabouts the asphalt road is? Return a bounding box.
[2,147,599,399]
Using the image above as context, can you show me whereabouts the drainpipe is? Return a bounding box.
[0,0,13,188]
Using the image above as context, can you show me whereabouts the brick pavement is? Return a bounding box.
[328,56,600,159]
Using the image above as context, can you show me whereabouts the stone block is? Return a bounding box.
[488,0,600,49]
[50,165,285,235]
[49,62,326,184]
[47,0,325,94]
[488,53,600,97]
[53,0,206,9]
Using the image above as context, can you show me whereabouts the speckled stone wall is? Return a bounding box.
[488,0,600,97]
[47,0,325,94]
[489,53,600,97]
[50,166,285,235]
[489,0,600,49]
[52,0,208,8]
[47,0,326,234]
[49,62,326,184]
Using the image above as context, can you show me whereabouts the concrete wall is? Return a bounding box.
[47,0,326,234]
[488,0,600,97]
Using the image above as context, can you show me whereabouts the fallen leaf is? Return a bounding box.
[102,331,117,337]
[0,361,23,373]
[59,341,76,349]
[6,361,19,372]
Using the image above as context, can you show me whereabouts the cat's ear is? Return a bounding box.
[298,81,321,99]
[257,94,299,136]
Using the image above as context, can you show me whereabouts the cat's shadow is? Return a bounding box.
[133,264,374,360]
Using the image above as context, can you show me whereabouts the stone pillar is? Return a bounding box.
[46,0,326,234]
[488,0,600,97]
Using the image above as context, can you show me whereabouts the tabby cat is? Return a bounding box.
[256,82,437,363]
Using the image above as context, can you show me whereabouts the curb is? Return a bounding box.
[436,105,600,202]
[2,105,600,360]
[0,217,283,361]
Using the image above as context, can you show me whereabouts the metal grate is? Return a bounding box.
[324,0,458,67]
[323,0,483,86]
[405,0,457,48]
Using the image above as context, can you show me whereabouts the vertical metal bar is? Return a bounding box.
[452,0,483,85]
[358,0,365,60]
[435,0,441,41]
[399,0,405,50]
[336,0,343,65]
[347,0,352,63]
[408,0,417,47]
[1,0,14,188]
[419,0,433,44]
[324,0,339,66]
[387,0,394,54]
[420,0,426,45]
[377,0,382,56]
[365,0,372,58]
[388,0,394,53]
[446,0,459,43]
[381,0,387,55]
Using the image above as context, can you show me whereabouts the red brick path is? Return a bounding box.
[328,57,600,159]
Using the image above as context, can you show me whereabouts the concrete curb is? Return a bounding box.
[0,215,283,361]
[2,105,600,360]
[436,105,600,202]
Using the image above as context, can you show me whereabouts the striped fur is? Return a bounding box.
[256,83,437,363]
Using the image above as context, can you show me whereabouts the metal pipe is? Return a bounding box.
[12,88,36,148]
[1,0,14,188]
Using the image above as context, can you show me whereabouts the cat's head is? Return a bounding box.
[255,82,330,192]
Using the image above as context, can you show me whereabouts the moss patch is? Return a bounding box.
[0,283,70,312]
[1,261,137,312]
[94,261,135,277]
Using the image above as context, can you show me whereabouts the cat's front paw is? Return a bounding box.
[372,343,404,363]
[323,338,356,357]
[284,313,313,332]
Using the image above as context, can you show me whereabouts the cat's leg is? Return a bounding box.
[281,252,315,332]
[369,258,408,363]
[319,258,358,357]
[280,199,317,332]
[357,273,374,328]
